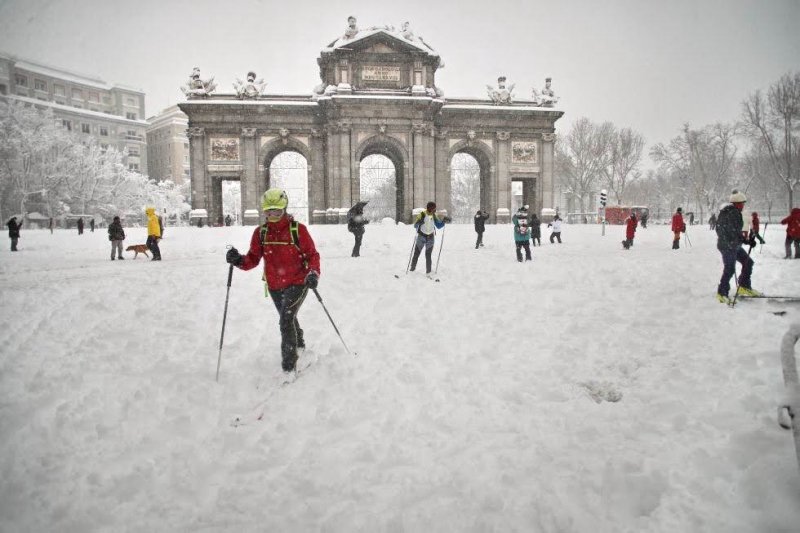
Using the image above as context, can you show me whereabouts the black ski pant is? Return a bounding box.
[146,235,161,260]
[410,233,435,273]
[475,230,484,248]
[531,235,541,246]
[550,232,561,243]
[268,284,308,371]
[10,237,18,251]
[351,230,363,257]
[717,247,753,296]
[515,241,531,261]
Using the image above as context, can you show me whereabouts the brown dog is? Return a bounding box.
[125,244,150,259]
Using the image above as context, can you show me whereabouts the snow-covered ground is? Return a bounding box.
[1,221,799,532]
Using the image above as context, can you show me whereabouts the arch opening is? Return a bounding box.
[267,150,309,223]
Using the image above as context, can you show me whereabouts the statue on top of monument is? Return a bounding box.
[343,16,359,39]
[234,71,267,99]
[539,77,559,107]
[487,76,515,105]
[401,21,416,41]
[181,67,217,99]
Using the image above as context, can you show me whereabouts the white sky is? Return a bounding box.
[1,0,798,153]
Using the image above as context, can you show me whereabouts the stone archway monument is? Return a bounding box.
[179,18,564,224]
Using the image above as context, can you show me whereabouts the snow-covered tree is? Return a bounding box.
[555,118,613,213]
[600,127,646,205]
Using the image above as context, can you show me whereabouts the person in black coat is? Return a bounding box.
[347,204,369,257]
[107,216,126,260]
[7,216,22,251]
[77,217,84,235]
[715,191,759,303]
[529,213,542,246]
[474,209,489,249]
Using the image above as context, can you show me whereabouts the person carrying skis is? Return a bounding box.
[528,213,542,246]
[108,216,126,260]
[781,207,800,259]
[474,209,489,249]
[410,201,446,274]
[671,207,685,249]
[623,212,637,250]
[715,191,759,303]
[347,203,369,257]
[512,206,532,261]
[6,216,22,251]
[750,212,765,245]
[145,207,162,261]
[226,188,321,374]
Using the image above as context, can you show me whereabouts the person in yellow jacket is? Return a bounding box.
[145,207,162,261]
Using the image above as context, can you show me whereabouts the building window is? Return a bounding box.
[100,126,108,136]
[54,84,65,96]
[71,88,82,100]
[125,97,136,106]
[184,142,189,150]
[0,84,7,95]
[128,147,140,157]
[34,79,47,91]
[15,74,27,87]
[102,95,111,104]
[184,155,189,164]
[62,120,72,131]
[128,163,139,171]
[88,92,99,103]
[81,123,91,134]
[126,112,137,120]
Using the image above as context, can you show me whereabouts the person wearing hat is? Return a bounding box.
[6,216,22,251]
[671,207,686,249]
[225,188,321,375]
[410,201,447,274]
[512,205,532,261]
[474,208,489,249]
[107,216,126,260]
[715,190,759,303]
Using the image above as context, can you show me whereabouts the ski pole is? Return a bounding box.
[312,288,353,355]
[405,234,417,274]
[216,261,235,382]
[435,225,446,274]
[760,223,768,254]
[684,230,692,248]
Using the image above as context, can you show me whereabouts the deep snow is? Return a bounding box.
[1,221,799,532]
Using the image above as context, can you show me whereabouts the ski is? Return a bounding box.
[395,273,440,282]
[736,295,800,303]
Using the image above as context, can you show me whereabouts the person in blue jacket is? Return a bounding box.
[410,201,447,274]
[512,206,532,261]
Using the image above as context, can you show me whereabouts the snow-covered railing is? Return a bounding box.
[778,323,800,470]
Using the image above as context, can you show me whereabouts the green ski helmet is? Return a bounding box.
[261,188,288,211]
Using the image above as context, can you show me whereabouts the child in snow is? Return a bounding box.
[226,188,321,374]
[108,216,126,260]
[512,206,532,261]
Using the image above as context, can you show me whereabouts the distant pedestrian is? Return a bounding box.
[473,209,489,249]
[410,201,446,274]
[689,212,695,226]
[48,217,54,234]
[671,207,685,249]
[225,214,232,226]
[529,213,541,246]
[90,218,95,232]
[622,212,637,249]
[77,217,84,235]
[640,210,649,229]
[347,202,369,257]
[108,216,126,260]
[548,215,562,244]
[781,207,800,259]
[512,206,532,261]
[146,207,162,261]
[750,212,765,245]
[708,213,717,231]
[6,216,22,251]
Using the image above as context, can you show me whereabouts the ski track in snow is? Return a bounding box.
[1,223,799,532]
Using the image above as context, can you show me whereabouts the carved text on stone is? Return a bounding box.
[362,65,401,82]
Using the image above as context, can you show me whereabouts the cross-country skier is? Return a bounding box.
[671,207,685,249]
[750,212,765,245]
[225,188,321,374]
[410,201,447,274]
[715,191,759,303]
[781,207,800,259]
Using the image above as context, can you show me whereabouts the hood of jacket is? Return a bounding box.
[145,207,155,217]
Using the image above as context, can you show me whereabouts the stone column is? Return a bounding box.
[411,123,427,209]
[240,127,258,217]
[188,127,207,211]
[309,128,326,214]
[496,131,511,213]
[434,129,450,215]
[325,124,339,210]
[338,123,352,209]
[541,133,556,210]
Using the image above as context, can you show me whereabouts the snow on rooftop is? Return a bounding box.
[13,59,143,94]
[325,27,439,56]
[7,95,148,125]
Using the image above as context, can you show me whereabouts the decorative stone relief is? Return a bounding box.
[310,128,323,138]
[187,127,205,138]
[233,71,266,99]
[378,123,387,135]
[411,123,428,135]
[466,130,476,141]
[542,133,556,142]
[241,127,257,138]
[278,128,290,144]
[486,76,514,105]
[496,131,511,141]
[181,67,217,99]
[511,141,538,164]
[209,137,239,161]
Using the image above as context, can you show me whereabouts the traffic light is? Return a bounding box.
[600,190,607,207]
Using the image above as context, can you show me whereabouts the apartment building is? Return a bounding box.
[146,105,189,184]
[0,52,148,174]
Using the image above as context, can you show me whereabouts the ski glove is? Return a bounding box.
[226,247,243,266]
[305,271,319,289]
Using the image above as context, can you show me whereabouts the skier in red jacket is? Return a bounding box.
[226,188,321,374]
[781,207,800,259]
[750,212,765,245]
[671,207,686,249]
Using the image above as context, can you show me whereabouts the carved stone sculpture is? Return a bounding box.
[181,67,217,99]
[343,16,359,39]
[539,77,559,107]
[234,71,266,99]
[487,76,515,105]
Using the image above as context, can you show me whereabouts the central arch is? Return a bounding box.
[355,135,408,222]
[260,137,311,223]
[448,140,494,221]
